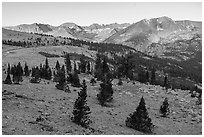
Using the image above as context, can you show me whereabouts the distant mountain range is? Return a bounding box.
[3,16,202,58]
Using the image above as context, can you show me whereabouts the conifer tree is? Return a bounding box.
[10,65,14,75]
[7,63,11,74]
[86,61,91,74]
[126,97,153,133]
[55,65,66,90]
[79,55,86,73]
[47,68,52,80]
[41,58,52,80]
[64,53,72,74]
[71,72,81,87]
[163,75,168,91]
[72,80,91,128]
[17,62,23,81]
[55,60,60,70]
[146,71,149,83]
[150,67,156,85]
[102,58,109,74]
[45,58,49,70]
[94,53,103,80]
[30,66,41,83]
[73,61,78,73]
[24,62,30,76]
[13,62,23,84]
[97,74,113,106]
[118,77,123,85]
[138,69,146,83]
[160,98,170,117]
[3,64,12,84]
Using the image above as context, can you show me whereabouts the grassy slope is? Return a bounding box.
[2,46,202,135]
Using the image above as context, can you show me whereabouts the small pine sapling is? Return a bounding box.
[160,98,170,117]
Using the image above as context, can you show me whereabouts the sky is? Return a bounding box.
[2,2,202,27]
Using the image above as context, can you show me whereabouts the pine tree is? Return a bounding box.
[102,58,109,74]
[146,71,149,83]
[126,97,153,133]
[71,72,81,87]
[73,61,78,74]
[30,66,41,83]
[3,64,12,84]
[94,53,103,80]
[45,58,49,70]
[97,74,113,106]
[55,65,66,90]
[72,80,91,128]
[41,58,52,80]
[79,55,86,73]
[55,60,60,70]
[13,62,23,84]
[64,53,72,74]
[118,77,123,85]
[138,69,146,83]
[86,61,91,74]
[160,98,170,117]
[163,75,168,91]
[47,68,52,80]
[10,65,14,75]
[17,62,23,81]
[150,67,156,85]
[24,62,30,76]
[7,63,11,74]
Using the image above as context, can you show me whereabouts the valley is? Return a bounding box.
[2,15,202,135]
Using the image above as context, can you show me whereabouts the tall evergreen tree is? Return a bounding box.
[7,63,11,74]
[12,62,23,84]
[163,75,168,91]
[24,62,30,76]
[126,97,153,133]
[118,77,123,85]
[150,67,156,85]
[45,58,49,70]
[73,61,78,74]
[3,64,12,84]
[79,55,86,73]
[102,58,109,74]
[30,66,41,83]
[146,71,149,83]
[47,68,52,80]
[94,53,103,80]
[55,65,66,90]
[71,72,81,87]
[41,58,52,80]
[138,69,146,83]
[97,74,113,106]
[64,53,72,74]
[55,60,60,70]
[72,80,91,128]
[86,61,91,74]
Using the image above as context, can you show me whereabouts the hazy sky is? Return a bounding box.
[2,2,202,26]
